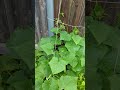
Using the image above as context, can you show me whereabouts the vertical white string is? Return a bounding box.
[54,0,62,56]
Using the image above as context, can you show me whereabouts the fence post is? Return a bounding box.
[46,0,54,36]
[35,0,48,43]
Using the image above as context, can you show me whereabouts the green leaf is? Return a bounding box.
[42,80,50,90]
[51,28,60,34]
[81,57,85,67]
[7,71,33,90]
[60,31,71,41]
[86,67,102,90]
[58,46,68,57]
[39,37,50,46]
[86,45,109,68]
[103,31,120,48]
[7,71,27,84]
[49,57,66,74]
[65,41,80,53]
[0,55,19,72]
[10,79,33,90]
[65,53,76,64]
[6,27,34,69]
[88,21,112,44]
[49,78,59,90]
[78,38,85,46]
[72,35,82,45]
[35,60,51,90]
[69,57,78,68]
[0,87,4,90]
[41,43,54,55]
[59,76,78,90]
[50,36,61,45]
[109,75,120,90]
[60,52,76,66]
[39,38,54,55]
[91,3,105,20]
[36,60,51,79]
[72,59,82,72]
[60,24,65,30]
[76,47,85,58]
[42,78,58,90]
[73,27,79,35]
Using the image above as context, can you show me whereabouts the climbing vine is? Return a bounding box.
[86,3,120,90]
[0,27,34,89]
[35,24,85,90]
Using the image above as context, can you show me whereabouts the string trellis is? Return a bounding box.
[87,0,120,3]
[47,17,85,28]
[47,0,85,29]
[54,0,62,55]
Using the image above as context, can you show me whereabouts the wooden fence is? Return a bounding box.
[35,0,48,43]
[54,0,85,34]
[0,0,33,43]
[35,0,85,43]
[86,0,120,25]
[0,0,33,54]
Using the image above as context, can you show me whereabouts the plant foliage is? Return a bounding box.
[86,3,120,90]
[0,27,34,90]
[35,26,85,90]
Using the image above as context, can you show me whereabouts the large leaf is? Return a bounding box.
[49,78,58,90]
[103,31,120,49]
[50,36,61,45]
[7,71,27,84]
[62,52,76,65]
[51,27,60,34]
[58,76,78,90]
[40,43,54,55]
[86,67,102,90]
[88,21,112,44]
[109,75,120,90]
[35,60,51,90]
[42,80,50,90]
[65,41,80,53]
[42,78,59,90]
[49,57,66,74]
[72,35,82,45]
[6,27,34,69]
[60,31,71,41]
[10,79,33,90]
[7,71,33,90]
[39,37,54,55]
[0,55,19,72]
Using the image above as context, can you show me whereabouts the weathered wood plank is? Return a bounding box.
[54,0,85,34]
[13,0,32,27]
[4,0,14,34]
[35,0,48,43]
[0,0,33,43]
